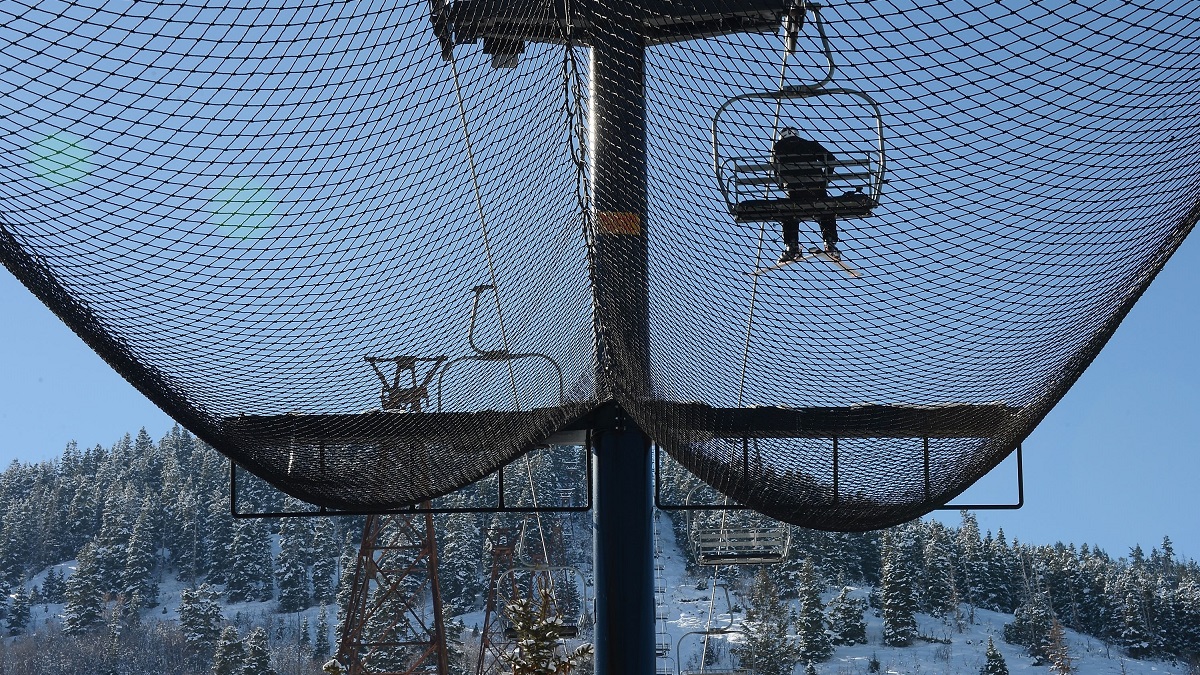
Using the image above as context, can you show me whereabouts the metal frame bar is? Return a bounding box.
[230,435,594,518]
[935,443,1024,511]
[654,441,1025,512]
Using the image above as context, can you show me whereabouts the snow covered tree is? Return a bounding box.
[921,522,957,616]
[63,542,104,634]
[1003,585,1054,664]
[880,532,917,647]
[180,584,224,652]
[980,636,1009,675]
[825,586,867,646]
[795,559,833,663]
[122,495,160,609]
[242,626,277,675]
[314,605,332,660]
[299,615,312,652]
[439,511,483,612]
[7,585,30,635]
[93,485,138,593]
[956,511,984,607]
[226,518,274,602]
[734,568,800,675]
[204,484,234,583]
[213,625,247,675]
[803,662,818,675]
[1115,572,1153,658]
[311,516,339,605]
[276,511,313,612]
[500,588,593,675]
[42,565,67,603]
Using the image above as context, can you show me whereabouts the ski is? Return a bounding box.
[748,247,862,278]
[807,246,862,278]
[748,249,822,276]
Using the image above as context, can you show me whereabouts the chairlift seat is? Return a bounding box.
[694,526,788,565]
[734,193,877,224]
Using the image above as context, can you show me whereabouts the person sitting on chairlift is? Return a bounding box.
[772,126,839,263]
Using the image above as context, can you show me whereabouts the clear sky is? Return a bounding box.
[3,230,1197,562]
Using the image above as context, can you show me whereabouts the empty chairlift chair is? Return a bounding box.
[685,486,791,565]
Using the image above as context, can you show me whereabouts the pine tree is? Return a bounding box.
[880,531,917,647]
[1003,585,1054,664]
[980,636,1009,675]
[122,495,160,608]
[1046,619,1074,674]
[276,511,313,612]
[734,568,800,675]
[42,565,67,602]
[242,626,278,675]
[956,511,984,607]
[299,615,313,652]
[180,584,224,652]
[93,485,138,593]
[226,518,274,602]
[1116,571,1153,658]
[440,511,483,612]
[204,484,234,584]
[803,662,818,675]
[63,542,104,634]
[922,523,957,616]
[314,605,333,660]
[500,588,593,675]
[825,586,867,646]
[311,516,339,605]
[213,625,247,675]
[795,559,833,663]
[7,585,30,635]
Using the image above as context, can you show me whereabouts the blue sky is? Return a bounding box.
[3,230,1198,561]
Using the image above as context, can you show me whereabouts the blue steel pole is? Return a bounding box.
[589,5,655,675]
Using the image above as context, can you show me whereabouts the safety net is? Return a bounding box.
[2,0,1197,530]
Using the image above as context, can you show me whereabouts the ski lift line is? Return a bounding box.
[446,52,523,413]
[227,432,593,518]
[736,6,800,410]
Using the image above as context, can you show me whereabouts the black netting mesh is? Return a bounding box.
[2,0,1197,529]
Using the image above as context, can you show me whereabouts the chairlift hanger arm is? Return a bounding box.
[435,283,567,411]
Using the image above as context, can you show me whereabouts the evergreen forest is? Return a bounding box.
[0,426,1196,674]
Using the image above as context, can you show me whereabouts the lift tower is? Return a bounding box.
[337,511,451,675]
[432,2,791,673]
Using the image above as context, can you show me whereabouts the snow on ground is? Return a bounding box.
[20,557,337,650]
[650,511,1187,675]
[10,519,1193,675]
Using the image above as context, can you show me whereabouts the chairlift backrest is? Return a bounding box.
[693,525,789,565]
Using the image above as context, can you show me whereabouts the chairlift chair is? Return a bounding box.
[498,563,589,639]
[685,486,790,565]
[712,2,885,228]
[436,284,565,411]
[676,625,751,675]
